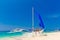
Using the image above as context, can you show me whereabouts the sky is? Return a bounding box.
[0,0,60,31]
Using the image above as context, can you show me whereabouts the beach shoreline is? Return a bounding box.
[0,31,60,40]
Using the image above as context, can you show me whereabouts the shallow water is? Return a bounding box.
[0,29,56,38]
[0,31,24,38]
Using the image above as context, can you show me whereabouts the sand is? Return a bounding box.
[0,31,60,40]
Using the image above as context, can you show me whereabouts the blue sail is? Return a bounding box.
[38,13,45,29]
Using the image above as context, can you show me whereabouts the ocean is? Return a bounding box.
[0,31,23,38]
[0,29,32,38]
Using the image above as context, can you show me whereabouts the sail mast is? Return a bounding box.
[32,7,34,32]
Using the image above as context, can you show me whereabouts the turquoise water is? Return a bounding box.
[0,31,24,38]
[0,29,32,38]
[0,29,58,38]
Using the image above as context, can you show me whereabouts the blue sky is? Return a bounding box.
[0,0,60,31]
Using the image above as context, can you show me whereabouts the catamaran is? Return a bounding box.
[8,7,45,35]
[31,7,45,36]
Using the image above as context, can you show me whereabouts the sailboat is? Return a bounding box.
[31,7,45,36]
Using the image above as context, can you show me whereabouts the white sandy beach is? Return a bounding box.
[0,31,60,40]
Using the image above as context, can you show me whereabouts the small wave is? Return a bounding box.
[7,28,24,33]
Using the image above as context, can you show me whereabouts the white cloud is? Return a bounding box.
[48,14,60,18]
